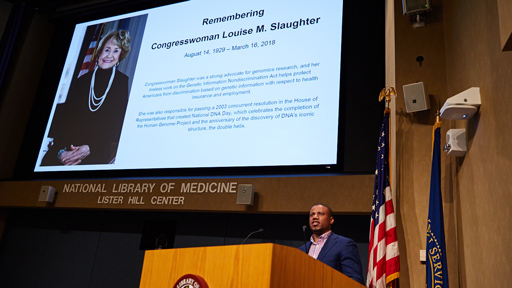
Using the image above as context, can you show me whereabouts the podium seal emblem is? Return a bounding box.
[173,274,209,288]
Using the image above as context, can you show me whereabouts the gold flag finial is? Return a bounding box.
[379,85,396,109]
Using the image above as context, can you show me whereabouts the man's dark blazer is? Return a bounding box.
[299,232,365,285]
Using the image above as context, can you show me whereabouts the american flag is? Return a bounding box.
[78,24,103,77]
[367,109,400,288]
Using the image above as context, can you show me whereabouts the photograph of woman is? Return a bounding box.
[41,29,133,166]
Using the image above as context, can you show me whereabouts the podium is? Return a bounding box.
[139,243,365,288]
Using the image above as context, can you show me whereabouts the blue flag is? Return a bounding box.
[426,122,449,288]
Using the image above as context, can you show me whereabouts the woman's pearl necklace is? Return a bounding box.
[89,66,116,112]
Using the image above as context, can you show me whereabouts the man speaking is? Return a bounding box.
[299,204,365,285]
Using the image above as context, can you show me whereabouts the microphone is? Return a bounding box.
[241,228,264,244]
[302,225,309,253]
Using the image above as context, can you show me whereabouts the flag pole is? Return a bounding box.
[432,110,442,156]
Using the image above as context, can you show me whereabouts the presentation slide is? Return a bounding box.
[34,0,343,172]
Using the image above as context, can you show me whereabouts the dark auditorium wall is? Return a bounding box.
[0,209,369,287]
[0,5,52,181]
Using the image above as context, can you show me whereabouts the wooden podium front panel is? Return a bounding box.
[140,244,274,288]
[139,243,366,288]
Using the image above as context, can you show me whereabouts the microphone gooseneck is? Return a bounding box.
[241,228,264,244]
[302,225,309,253]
